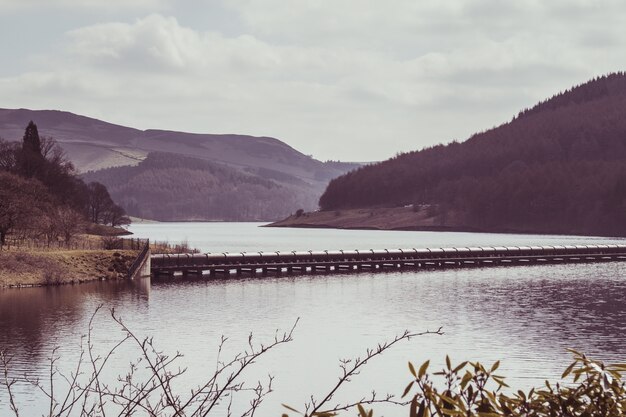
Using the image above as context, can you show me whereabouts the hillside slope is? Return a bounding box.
[0,108,358,182]
[317,72,626,236]
[0,108,360,221]
[82,152,317,221]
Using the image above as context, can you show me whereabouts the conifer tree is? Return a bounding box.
[22,120,41,154]
[19,121,44,177]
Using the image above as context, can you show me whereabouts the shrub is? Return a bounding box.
[335,352,626,417]
[101,236,123,250]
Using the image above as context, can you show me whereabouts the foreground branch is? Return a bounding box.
[1,308,298,417]
[284,327,444,417]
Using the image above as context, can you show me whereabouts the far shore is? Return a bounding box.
[266,207,624,237]
[265,206,467,232]
[128,216,161,224]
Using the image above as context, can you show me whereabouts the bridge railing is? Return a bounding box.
[151,244,626,270]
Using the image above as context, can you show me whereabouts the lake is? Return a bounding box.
[1,223,626,416]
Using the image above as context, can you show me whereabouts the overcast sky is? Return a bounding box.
[0,0,624,161]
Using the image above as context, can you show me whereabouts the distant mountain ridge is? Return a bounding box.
[0,108,359,181]
[318,72,626,236]
[0,108,360,221]
[0,109,358,182]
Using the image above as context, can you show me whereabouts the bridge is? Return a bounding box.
[150,244,626,278]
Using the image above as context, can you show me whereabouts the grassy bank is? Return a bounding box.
[0,249,139,288]
[267,206,469,231]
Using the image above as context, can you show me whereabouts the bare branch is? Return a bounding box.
[305,327,443,416]
[0,350,21,417]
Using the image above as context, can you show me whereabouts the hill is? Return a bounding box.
[315,72,626,236]
[82,152,317,221]
[0,108,360,221]
[0,108,358,181]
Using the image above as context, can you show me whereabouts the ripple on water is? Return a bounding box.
[2,225,626,415]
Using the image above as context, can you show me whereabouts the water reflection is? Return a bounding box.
[2,263,626,415]
[2,224,626,416]
[0,279,150,362]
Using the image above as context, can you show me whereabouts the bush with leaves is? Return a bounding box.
[337,351,626,417]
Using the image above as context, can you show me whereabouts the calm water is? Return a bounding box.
[1,223,626,415]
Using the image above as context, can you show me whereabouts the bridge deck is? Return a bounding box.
[151,244,626,278]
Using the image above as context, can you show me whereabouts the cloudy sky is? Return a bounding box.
[0,0,624,161]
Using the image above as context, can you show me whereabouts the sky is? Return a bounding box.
[0,0,624,162]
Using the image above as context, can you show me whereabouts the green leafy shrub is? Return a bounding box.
[283,351,626,417]
[362,351,625,417]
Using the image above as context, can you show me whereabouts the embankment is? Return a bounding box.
[0,250,139,288]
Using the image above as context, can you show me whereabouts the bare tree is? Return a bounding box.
[87,182,114,224]
[39,136,75,174]
[102,205,130,228]
[0,171,49,246]
[0,307,299,417]
[36,206,61,246]
[54,207,84,246]
[0,138,19,171]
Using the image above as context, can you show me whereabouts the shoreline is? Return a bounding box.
[266,207,626,239]
[0,249,140,289]
[267,222,486,233]
[265,206,472,232]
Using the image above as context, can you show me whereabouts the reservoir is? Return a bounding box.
[1,223,626,415]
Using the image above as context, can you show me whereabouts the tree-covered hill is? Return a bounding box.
[319,72,626,236]
[83,152,318,221]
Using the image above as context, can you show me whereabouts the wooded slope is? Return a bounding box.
[83,152,317,221]
[319,73,626,236]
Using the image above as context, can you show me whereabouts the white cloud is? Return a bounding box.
[1,2,626,161]
[0,0,167,11]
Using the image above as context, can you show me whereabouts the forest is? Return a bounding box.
[83,152,318,221]
[319,72,626,236]
[0,122,128,246]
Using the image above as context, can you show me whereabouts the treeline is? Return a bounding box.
[320,72,626,236]
[0,121,128,246]
[83,152,317,221]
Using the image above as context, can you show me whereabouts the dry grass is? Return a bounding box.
[150,239,200,254]
[268,206,455,230]
[0,250,139,288]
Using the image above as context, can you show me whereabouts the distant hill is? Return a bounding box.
[0,108,361,221]
[82,152,316,221]
[0,108,358,180]
[318,72,626,236]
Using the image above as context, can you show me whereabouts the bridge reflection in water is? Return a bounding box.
[151,244,626,278]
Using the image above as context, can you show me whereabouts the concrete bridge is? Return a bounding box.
[150,244,626,278]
